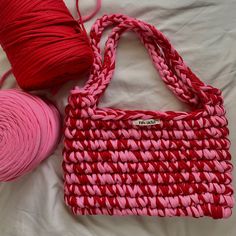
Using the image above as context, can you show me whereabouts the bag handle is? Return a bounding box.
[73,14,222,108]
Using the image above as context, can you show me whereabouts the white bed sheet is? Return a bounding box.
[1,0,236,235]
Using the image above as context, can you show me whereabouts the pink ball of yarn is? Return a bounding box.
[0,89,61,182]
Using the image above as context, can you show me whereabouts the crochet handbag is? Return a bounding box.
[63,14,234,218]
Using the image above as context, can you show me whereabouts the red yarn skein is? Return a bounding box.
[0,0,94,91]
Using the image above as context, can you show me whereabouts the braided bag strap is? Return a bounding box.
[72,14,222,109]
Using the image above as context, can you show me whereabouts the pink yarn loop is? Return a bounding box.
[0,83,61,181]
[76,0,101,22]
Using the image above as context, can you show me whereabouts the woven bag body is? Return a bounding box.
[63,14,234,218]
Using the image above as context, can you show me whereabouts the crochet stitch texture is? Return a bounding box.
[63,14,234,218]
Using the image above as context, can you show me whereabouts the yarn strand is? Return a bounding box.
[76,0,101,23]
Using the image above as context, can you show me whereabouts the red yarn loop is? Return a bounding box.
[0,0,93,91]
[0,69,12,88]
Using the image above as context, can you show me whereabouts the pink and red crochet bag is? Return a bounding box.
[63,14,234,218]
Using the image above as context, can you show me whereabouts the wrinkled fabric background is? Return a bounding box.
[0,0,236,235]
